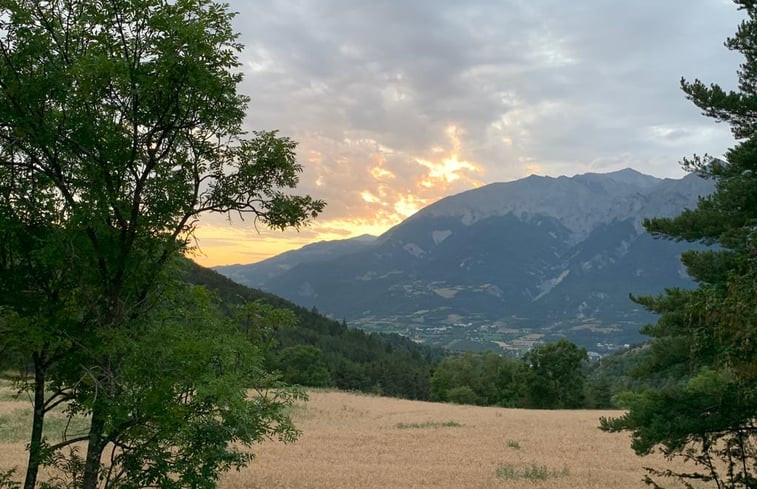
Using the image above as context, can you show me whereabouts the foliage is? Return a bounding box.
[446,385,480,405]
[0,0,323,487]
[496,463,569,481]
[235,301,297,352]
[505,439,520,449]
[3,280,305,489]
[275,345,332,387]
[430,351,525,406]
[185,263,442,400]
[61,284,304,489]
[600,2,757,487]
[393,421,462,429]
[584,344,655,408]
[0,469,19,489]
[522,339,588,409]
[429,341,588,409]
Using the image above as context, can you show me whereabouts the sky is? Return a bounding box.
[192,0,745,267]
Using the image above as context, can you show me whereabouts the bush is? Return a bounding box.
[446,386,479,405]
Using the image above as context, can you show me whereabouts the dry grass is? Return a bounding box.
[0,378,32,481]
[221,390,694,489]
[0,382,696,489]
[0,377,89,484]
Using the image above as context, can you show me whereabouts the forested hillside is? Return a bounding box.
[183,261,444,400]
[180,262,663,411]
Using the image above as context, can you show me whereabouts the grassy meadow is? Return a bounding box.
[0,380,692,489]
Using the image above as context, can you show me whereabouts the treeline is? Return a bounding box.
[183,262,659,409]
[431,339,591,409]
[430,341,678,410]
[4,258,655,409]
[183,262,444,400]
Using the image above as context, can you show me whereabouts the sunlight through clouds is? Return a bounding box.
[188,1,744,266]
[370,166,396,180]
[416,125,483,189]
[393,194,427,218]
[416,154,480,187]
[192,125,488,266]
[360,190,380,203]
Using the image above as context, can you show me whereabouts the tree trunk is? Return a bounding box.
[81,406,106,489]
[23,353,46,489]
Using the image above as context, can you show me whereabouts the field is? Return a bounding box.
[0,382,691,489]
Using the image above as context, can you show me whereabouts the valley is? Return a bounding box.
[217,169,713,354]
[351,313,635,354]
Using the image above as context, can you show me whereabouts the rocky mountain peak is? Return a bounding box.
[215,168,714,354]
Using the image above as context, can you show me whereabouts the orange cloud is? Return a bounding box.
[415,125,483,190]
[361,190,381,203]
[192,125,485,267]
[191,214,405,267]
[416,154,480,187]
[371,166,396,180]
[393,194,427,218]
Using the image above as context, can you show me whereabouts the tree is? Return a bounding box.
[0,0,324,487]
[600,2,757,487]
[47,283,303,489]
[430,352,485,405]
[430,351,525,407]
[275,345,332,387]
[235,300,298,353]
[445,385,479,405]
[522,340,588,409]
[0,157,89,489]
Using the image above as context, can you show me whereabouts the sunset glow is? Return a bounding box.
[417,154,480,187]
[192,215,402,267]
[416,126,483,189]
[186,2,739,268]
[393,194,427,218]
[370,166,396,180]
[191,126,487,267]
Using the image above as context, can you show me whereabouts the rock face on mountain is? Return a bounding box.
[215,169,713,353]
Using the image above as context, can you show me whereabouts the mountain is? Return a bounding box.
[215,169,714,354]
[216,234,376,288]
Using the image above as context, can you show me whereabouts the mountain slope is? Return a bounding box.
[216,169,714,354]
[183,261,442,399]
[215,234,376,288]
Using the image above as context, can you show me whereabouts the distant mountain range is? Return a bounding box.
[216,169,713,354]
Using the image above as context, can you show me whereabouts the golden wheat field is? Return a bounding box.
[0,382,695,489]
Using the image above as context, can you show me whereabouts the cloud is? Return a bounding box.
[193,0,745,266]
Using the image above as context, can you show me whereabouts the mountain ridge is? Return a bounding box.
[216,169,713,353]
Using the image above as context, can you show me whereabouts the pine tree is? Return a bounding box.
[600,2,757,488]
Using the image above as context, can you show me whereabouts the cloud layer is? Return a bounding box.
[194,0,744,266]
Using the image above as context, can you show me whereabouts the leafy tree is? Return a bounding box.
[446,385,479,405]
[600,2,757,487]
[430,351,525,406]
[430,352,485,405]
[48,283,303,489]
[275,345,332,387]
[235,301,298,353]
[0,0,323,487]
[522,339,588,409]
[583,345,661,409]
[0,182,84,489]
[479,350,525,407]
